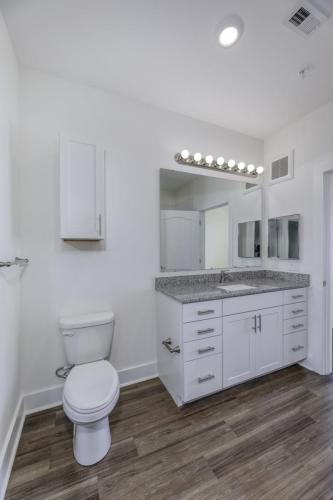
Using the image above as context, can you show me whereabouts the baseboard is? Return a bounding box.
[0,397,25,500]
[118,361,157,387]
[24,384,64,415]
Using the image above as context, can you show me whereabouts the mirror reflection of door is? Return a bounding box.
[203,204,229,269]
[160,210,201,271]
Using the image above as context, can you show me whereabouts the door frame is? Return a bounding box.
[200,202,231,269]
[323,170,333,375]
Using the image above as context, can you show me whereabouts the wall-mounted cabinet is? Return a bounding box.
[60,135,105,240]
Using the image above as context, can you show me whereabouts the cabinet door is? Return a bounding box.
[60,135,105,240]
[223,312,256,388]
[255,306,283,376]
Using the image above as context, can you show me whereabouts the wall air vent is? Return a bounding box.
[269,150,295,185]
[285,0,330,37]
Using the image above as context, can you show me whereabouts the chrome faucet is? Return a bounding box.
[220,271,233,283]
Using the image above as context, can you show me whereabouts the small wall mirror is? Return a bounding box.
[159,168,262,272]
[268,214,300,260]
[238,221,261,258]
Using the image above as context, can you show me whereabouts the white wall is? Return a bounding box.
[18,69,263,395]
[264,99,333,374]
[0,9,21,490]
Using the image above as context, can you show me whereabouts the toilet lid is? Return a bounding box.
[64,360,119,412]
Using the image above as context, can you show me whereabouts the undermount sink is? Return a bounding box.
[216,284,256,292]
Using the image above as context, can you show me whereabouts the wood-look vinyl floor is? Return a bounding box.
[6,365,333,499]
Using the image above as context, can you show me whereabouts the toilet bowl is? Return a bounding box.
[63,360,119,466]
[60,311,119,466]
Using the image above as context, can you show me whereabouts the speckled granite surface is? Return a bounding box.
[155,270,310,304]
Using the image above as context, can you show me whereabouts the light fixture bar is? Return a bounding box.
[174,152,264,178]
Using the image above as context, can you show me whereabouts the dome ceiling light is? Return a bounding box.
[217,15,244,48]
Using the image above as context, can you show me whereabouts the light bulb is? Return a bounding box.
[238,161,246,170]
[194,152,202,162]
[181,149,190,160]
[247,164,255,173]
[256,166,264,174]
[228,159,236,168]
[205,155,213,165]
[219,26,239,47]
[216,156,225,167]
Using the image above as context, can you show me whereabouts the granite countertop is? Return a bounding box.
[155,271,310,304]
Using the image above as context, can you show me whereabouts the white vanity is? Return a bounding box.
[156,281,308,407]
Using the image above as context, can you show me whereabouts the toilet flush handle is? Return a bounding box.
[63,330,75,337]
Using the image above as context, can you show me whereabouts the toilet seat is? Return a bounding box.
[63,360,119,424]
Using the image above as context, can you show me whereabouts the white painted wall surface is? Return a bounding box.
[0,9,21,489]
[264,99,333,374]
[17,69,263,395]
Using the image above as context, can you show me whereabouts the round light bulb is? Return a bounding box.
[219,26,239,47]
[205,155,214,165]
[181,149,190,160]
[238,161,246,170]
[256,166,264,174]
[228,159,236,168]
[247,164,255,173]
[216,156,225,167]
[194,152,202,162]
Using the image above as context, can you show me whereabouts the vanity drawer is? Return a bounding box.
[284,302,307,320]
[183,354,222,402]
[183,336,222,362]
[183,300,222,323]
[284,316,307,335]
[223,291,283,316]
[283,331,307,365]
[183,317,222,342]
[284,288,307,305]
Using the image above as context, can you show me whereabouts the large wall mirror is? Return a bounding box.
[160,168,262,272]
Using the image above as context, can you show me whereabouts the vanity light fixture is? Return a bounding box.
[174,151,264,178]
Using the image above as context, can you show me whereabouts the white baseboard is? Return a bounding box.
[0,397,25,500]
[0,361,158,499]
[118,361,157,387]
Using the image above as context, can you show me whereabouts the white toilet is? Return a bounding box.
[60,311,119,466]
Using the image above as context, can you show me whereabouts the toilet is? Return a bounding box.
[60,311,119,466]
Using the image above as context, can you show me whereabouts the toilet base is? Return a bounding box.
[73,416,111,466]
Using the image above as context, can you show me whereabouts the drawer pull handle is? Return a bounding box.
[197,328,215,335]
[198,346,215,354]
[292,294,304,299]
[292,323,304,330]
[292,345,305,352]
[291,309,304,314]
[162,338,180,354]
[198,374,215,384]
[197,309,215,316]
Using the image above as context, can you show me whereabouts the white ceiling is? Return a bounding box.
[1,0,333,138]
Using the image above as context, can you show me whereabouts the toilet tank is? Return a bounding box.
[60,311,115,365]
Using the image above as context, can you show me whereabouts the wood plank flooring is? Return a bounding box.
[6,365,333,499]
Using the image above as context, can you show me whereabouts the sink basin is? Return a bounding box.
[216,284,256,292]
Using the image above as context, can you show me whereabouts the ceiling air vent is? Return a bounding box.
[285,0,330,37]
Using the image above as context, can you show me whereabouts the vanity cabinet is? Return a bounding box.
[156,287,308,406]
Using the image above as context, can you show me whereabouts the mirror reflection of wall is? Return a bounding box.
[268,214,300,260]
[238,221,261,258]
[160,169,262,272]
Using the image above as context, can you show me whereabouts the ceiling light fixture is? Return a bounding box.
[174,151,263,178]
[218,15,244,48]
